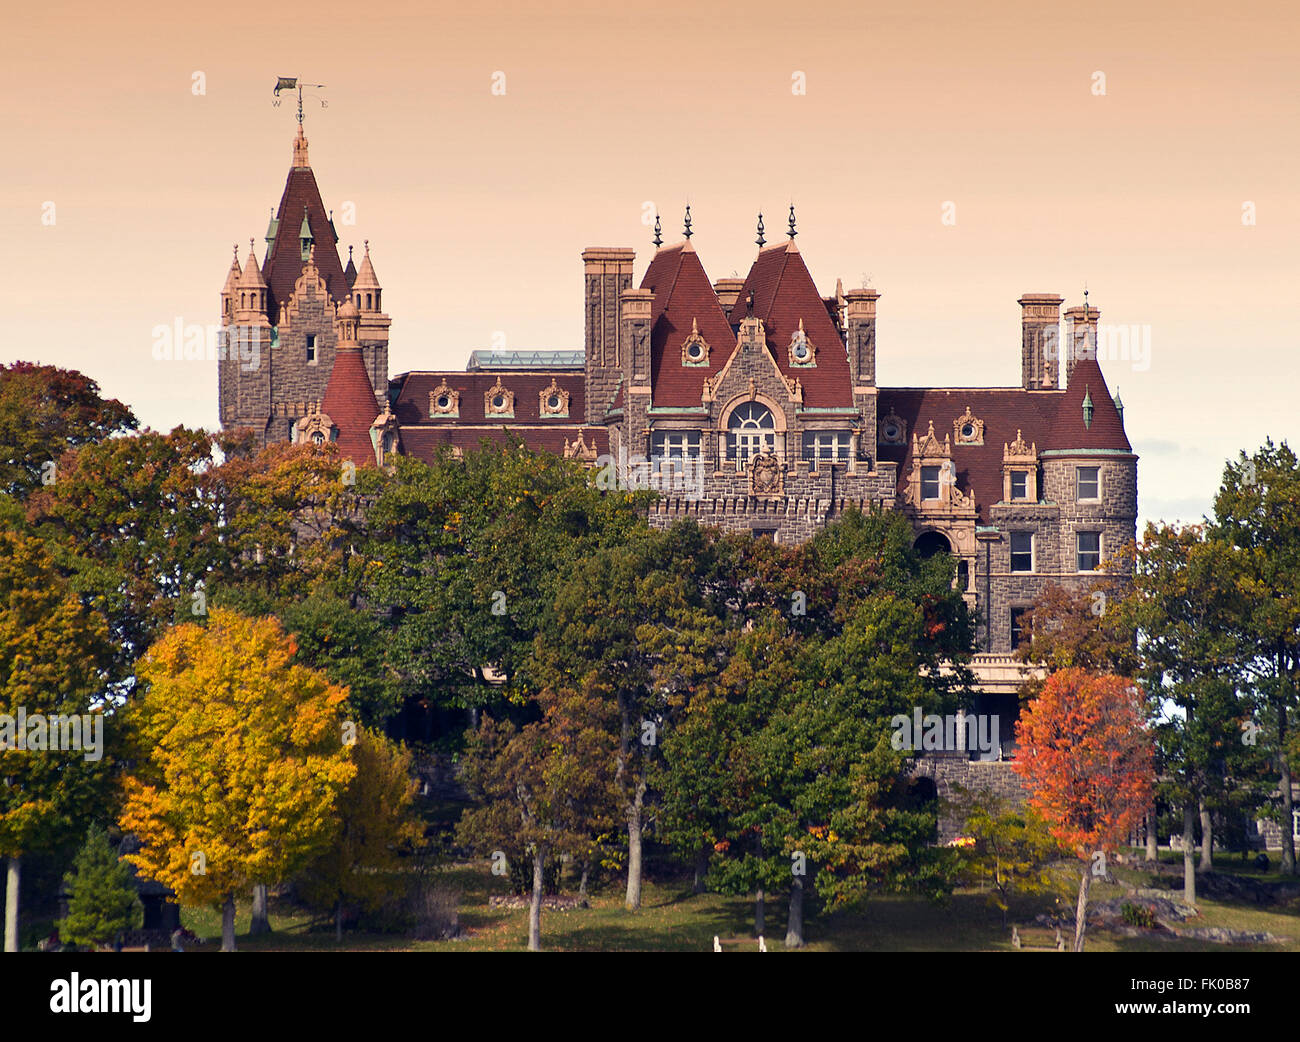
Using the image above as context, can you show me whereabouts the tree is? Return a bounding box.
[57,826,143,949]
[0,362,136,498]
[456,689,619,950]
[950,787,1063,927]
[1012,669,1154,951]
[0,527,113,952]
[295,729,423,940]
[119,609,356,951]
[1210,441,1300,875]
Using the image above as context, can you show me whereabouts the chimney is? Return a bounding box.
[844,288,880,388]
[1018,293,1064,390]
[582,247,635,424]
[713,278,746,318]
[1063,303,1100,386]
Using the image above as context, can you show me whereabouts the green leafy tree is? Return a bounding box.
[58,826,143,949]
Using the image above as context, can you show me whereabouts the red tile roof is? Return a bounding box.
[390,371,588,426]
[321,346,380,466]
[640,244,738,408]
[261,166,349,320]
[876,387,1063,523]
[727,242,853,408]
[1042,356,1132,453]
[398,425,608,459]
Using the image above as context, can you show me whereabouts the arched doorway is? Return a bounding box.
[913,531,951,558]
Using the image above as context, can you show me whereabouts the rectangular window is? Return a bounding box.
[306,334,317,364]
[1076,465,1099,501]
[1010,470,1028,500]
[803,431,851,467]
[1010,532,1033,572]
[1010,608,1029,650]
[650,430,701,472]
[1293,810,1300,840]
[921,465,941,500]
[1077,531,1101,572]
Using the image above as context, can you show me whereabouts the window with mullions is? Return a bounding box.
[727,402,775,464]
[651,430,701,471]
[1010,531,1034,573]
[1077,531,1101,572]
[803,430,851,467]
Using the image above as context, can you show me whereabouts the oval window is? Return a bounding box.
[436,395,450,410]
[492,394,506,410]
[961,423,975,439]
[547,394,562,411]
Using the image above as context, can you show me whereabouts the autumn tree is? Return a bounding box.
[120,609,357,951]
[1012,669,1154,951]
[0,527,113,952]
[0,362,136,498]
[456,689,619,950]
[295,728,423,940]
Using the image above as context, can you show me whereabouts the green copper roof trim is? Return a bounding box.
[796,407,860,414]
[648,407,707,415]
[1039,449,1137,458]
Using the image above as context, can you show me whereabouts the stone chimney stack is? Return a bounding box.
[1018,293,1064,390]
[1063,303,1101,386]
[582,247,635,424]
[713,277,746,319]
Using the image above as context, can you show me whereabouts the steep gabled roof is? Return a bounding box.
[321,347,380,465]
[639,243,737,408]
[728,241,852,408]
[261,140,349,320]
[1042,356,1132,453]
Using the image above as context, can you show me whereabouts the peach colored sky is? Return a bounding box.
[2,0,1296,527]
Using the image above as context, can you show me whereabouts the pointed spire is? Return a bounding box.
[238,239,266,288]
[299,205,314,261]
[683,204,693,240]
[652,214,662,248]
[344,244,357,287]
[787,204,797,239]
[1082,386,1094,429]
[755,212,766,247]
[1113,385,1124,422]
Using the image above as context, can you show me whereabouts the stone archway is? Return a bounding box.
[913,530,952,558]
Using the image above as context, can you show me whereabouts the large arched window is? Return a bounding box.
[727,402,775,463]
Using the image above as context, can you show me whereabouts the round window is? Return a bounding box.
[436,395,450,410]
[793,341,810,361]
[492,394,506,410]
[961,423,975,439]
[687,342,703,360]
[883,423,900,440]
[547,394,562,411]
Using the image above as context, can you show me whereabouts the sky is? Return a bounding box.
[2,0,1296,529]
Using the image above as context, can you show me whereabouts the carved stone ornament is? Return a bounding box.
[681,318,710,366]
[953,405,984,445]
[788,318,816,367]
[750,451,784,496]
[539,378,570,417]
[295,402,333,446]
[563,430,599,462]
[484,378,515,418]
[429,381,460,417]
[878,408,907,445]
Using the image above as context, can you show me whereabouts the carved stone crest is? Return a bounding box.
[750,451,784,496]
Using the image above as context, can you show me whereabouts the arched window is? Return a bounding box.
[727,402,775,463]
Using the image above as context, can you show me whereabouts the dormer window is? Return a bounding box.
[1010,471,1028,499]
[921,465,941,500]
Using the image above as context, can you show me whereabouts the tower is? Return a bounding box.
[218,124,387,445]
[582,247,635,425]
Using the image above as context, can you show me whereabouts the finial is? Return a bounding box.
[653,214,662,248]
[756,212,765,247]
[364,239,370,253]
[787,204,797,239]
[249,238,255,254]
[348,245,353,261]
[233,243,239,261]
[683,204,693,240]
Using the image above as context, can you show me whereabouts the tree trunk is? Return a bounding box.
[1072,866,1090,952]
[785,877,804,949]
[1280,697,1296,875]
[1198,802,1214,872]
[528,845,546,952]
[1182,804,1196,907]
[335,900,343,943]
[693,846,709,894]
[3,857,20,953]
[755,886,765,936]
[625,777,645,911]
[578,862,589,898]
[250,883,271,935]
[221,893,237,952]
[1145,800,1158,862]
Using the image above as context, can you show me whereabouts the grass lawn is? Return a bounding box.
[176,851,1300,953]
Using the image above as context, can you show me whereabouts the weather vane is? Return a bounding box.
[273,77,327,126]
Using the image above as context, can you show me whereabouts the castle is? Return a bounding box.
[218,128,1139,744]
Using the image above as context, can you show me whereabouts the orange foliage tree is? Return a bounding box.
[1012,668,1154,951]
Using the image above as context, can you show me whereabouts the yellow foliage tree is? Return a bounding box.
[119,609,356,951]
